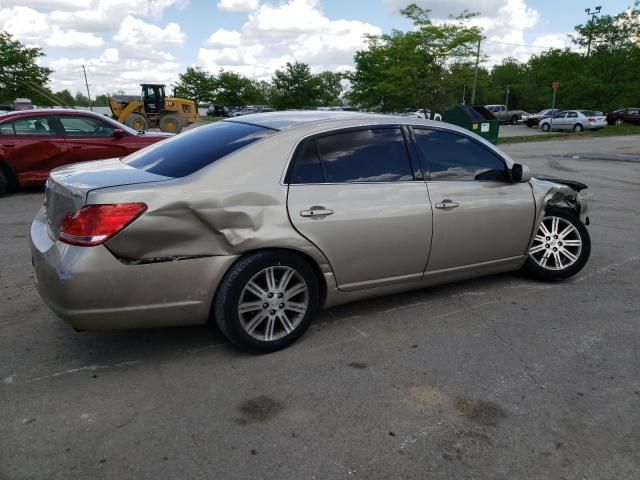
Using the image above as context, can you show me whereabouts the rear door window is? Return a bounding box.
[12,117,56,135]
[414,128,507,181]
[123,121,275,177]
[314,128,413,183]
[0,122,15,135]
[288,141,324,184]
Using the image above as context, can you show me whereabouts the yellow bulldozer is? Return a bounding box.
[108,83,199,133]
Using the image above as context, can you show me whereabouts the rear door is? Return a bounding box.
[0,116,68,186]
[412,127,535,272]
[287,127,432,291]
[57,115,137,164]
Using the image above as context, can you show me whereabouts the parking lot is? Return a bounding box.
[1,135,639,479]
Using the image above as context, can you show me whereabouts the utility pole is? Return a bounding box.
[470,37,481,105]
[82,64,93,111]
[585,5,602,56]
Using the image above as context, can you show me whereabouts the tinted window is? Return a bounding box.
[60,116,114,137]
[315,128,413,183]
[567,111,578,118]
[414,129,507,181]
[123,121,275,177]
[289,141,324,184]
[553,112,567,119]
[0,122,14,135]
[12,117,56,135]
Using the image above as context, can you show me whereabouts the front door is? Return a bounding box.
[287,127,432,291]
[412,127,536,272]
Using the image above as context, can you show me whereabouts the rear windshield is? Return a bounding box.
[123,121,275,177]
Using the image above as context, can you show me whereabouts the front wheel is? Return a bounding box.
[213,251,319,352]
[524,208,590,281]
[541,123,550,132]
[615,118,624,126]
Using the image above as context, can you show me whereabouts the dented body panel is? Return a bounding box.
[31,112,590,330]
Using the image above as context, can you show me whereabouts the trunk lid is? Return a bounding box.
[45,158,170,235]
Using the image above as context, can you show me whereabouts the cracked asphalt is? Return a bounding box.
[1,135,639,479]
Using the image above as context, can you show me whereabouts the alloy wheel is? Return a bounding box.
[238,266,309,341]
[529,216,583,271]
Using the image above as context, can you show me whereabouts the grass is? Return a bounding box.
[497,124,640,144]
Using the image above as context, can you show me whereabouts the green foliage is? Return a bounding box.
[173,66,217,104]
[347,3,482,112]
[0,32,52,104]
[348,2,640,115]
[270,62,342,109]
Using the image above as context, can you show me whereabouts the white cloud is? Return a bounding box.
[113,16,186,48]
[532,33,568,50]
[198,0,381,79]
[48,47,180,95]
[0,6,50,44]
[217,0,259,13]
[206,28,242,47]
[0,0,83,9]
[49,0,187,32]
[47,28,104,48]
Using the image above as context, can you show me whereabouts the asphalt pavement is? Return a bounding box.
[1,135,639,479]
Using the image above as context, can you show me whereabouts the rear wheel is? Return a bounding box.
[213,251,319,352]
[524,208,590,281]
[573,123,584,132]
[159,114,182,133]
[125,113,148,131]
[510,115,518,125]
[541,123,550,132]
[0,167,8,196]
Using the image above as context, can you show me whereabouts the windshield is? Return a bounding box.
[123,121,276,177]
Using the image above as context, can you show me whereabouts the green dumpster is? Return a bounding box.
[442,105,500,144]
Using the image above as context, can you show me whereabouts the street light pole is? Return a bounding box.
[470,37,481,105]
[585,5,602,56]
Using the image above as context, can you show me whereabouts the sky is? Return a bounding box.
[0,0,634,96]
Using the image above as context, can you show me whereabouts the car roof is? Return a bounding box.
[0,108,107,121]
[224,110,409,131]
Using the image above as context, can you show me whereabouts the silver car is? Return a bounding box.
[539,110,608,132]
[31,111,591,351]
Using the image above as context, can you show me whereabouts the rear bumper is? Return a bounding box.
[30,208,238,330]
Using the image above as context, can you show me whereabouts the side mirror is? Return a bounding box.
[511,163,531,183]
[112,128,126,138]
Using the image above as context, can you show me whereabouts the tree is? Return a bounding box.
[347,4,481,112]
[173,66,216,104]
[315,71,343,106]
[53,89,76,107]
[271,62,319,109]
[214,70,263,106]
[0,32,53,104]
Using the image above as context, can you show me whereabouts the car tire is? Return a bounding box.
[0,166,8,196]
[510,115,518,125]
[125,113,149,131]
[541,123,550,132]
[523,208,591,281]
[159,114,183,133]
[526,121,533,128]
[573,123,584,132]
[213,250,320,353]
[615,118,624,126]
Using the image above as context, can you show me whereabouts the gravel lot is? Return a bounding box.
[1,136,639,479]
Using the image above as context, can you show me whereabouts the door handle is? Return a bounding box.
[434,200,460,209]
[300,207,334,218]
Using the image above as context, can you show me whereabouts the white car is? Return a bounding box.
[539,110,608,132]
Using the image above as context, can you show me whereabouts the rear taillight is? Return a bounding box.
[588,117,596,122]
[58,203,147,246]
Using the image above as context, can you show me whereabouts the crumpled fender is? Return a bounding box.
[529,177,589,248]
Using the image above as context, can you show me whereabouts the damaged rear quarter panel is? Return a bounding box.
[89,130,334,280]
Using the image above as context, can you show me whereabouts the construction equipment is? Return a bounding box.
[108,84,199,133]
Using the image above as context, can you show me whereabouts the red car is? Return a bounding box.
[0,109,172,195]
